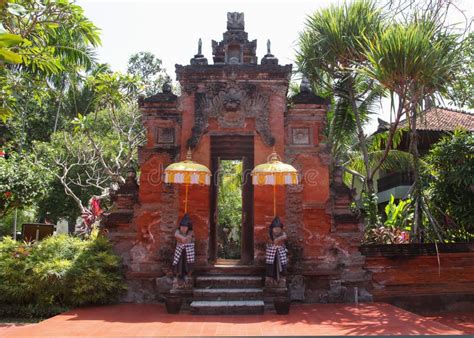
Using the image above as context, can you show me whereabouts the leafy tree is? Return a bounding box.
[1,0,101,121]
[447,32,474,109]
[127,51,167,97]
[0,152,52,218]
[424,130,473,242]
[32,103,144,215]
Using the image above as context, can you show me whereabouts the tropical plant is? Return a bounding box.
[364,225,411,244]
[361,4,466,240]
[384,195,413,229]
[423,130,473,242]
[1,0,101,120]
[0,231,126,308]
[296,0,413,227]
[362,194,412,244]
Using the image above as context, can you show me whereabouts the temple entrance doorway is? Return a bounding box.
[216,159,243,260]
[209,135,254,265]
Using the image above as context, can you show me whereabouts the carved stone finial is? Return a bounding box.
[162,76,172,93]
[300,74,311,93]
[191,38,208,65]
[261,38,278,65]
[291,73,329,104]
[227,12,244,30]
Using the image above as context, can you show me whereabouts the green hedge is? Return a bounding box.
[0,232,126,310]
[0,304,70,320]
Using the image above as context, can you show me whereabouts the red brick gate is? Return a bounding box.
[105,12,370,303]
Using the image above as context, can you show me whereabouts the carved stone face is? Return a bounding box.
[223,88,241,111]
[179,225,189,234]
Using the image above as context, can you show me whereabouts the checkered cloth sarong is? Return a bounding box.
[266,244,288,265]
[172,243,195,265]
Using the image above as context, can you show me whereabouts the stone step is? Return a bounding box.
[193,287,263,300]
[195,275,263,288]
[194,264,266,276]
[190,300,264,315]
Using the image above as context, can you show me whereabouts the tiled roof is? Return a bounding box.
[399,107,474,131]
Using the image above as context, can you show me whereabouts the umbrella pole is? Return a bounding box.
[184,183,189,214]
[273,183,276,218]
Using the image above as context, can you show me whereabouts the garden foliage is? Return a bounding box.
[424,130,474,241]
[0,232,126,308]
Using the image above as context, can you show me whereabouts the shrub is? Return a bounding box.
[0,232,126,310]
[0,304,69,320]
[364,195,412,244]
[424,130,474,242]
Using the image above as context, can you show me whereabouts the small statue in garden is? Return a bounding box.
[266,216,288,281]
[172,214,195,283]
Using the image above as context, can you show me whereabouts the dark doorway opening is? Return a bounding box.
[210,135,254,265]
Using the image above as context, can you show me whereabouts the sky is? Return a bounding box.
[77,0,473,133]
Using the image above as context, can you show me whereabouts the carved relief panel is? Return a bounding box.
[290,127,314,146]
[187,83,275,148]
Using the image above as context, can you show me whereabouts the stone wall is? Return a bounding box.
[363,244,474,312]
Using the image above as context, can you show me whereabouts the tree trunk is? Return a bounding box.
[53,85,64,133]
[347,78,377,226]
[409,106,422,242]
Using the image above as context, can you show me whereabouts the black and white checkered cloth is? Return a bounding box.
[266,244,288,265]
[172,243,195,265]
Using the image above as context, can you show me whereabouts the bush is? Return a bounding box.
[424,130,474,242]
[0,304,69,320]
[0,232,126,311]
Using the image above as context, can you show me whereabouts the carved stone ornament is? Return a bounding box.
[227,12,245,30]
[187,85,274,148]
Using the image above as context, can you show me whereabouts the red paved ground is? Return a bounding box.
[424,311,474,335]
[2,303,466,336]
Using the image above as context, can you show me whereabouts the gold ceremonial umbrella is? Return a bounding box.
[251,149,299,217]
[164,149,211,213]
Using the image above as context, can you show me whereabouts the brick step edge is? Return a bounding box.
[195,276,263,288]
[193,288,263,300]
[190,300,264,315]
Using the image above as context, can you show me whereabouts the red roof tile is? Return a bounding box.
[399,107,474,131]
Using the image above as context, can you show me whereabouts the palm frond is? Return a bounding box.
[346,149,424,183]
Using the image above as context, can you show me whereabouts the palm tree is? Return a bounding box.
[297,0,404,226]
[362,12,465,240]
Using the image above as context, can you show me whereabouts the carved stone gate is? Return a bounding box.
[105,12,372,304]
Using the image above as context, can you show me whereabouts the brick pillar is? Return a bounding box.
[284,84,372,303]
[105,85,181,302]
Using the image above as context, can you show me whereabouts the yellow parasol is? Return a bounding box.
[251,149,299,217]
[164,149,211,213]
